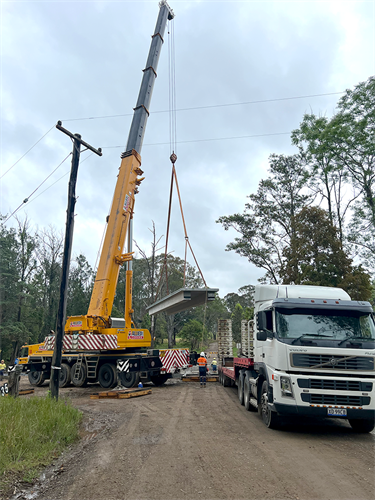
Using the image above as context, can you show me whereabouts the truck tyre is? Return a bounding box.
[244,374,256,412]
[28,370,46,386]
[98,363,117,389]
[150,374,169,386]
[119,371,140,388]
[238,370,245,406]
[348,418,375,433]
[259,380,280,429]
[59,363,71,388]
[71,363,88,387]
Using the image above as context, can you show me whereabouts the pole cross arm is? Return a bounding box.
[56,121,103,156]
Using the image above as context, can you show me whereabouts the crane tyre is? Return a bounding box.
[348,418,375,433]
[119,371,140,388]
[98,363,117,389]
[28,370,46,386]
[150,374,169,386]
[59,363,71,388]
[259,380,281,429]
[238,370,245,406]
[71,363,88,387]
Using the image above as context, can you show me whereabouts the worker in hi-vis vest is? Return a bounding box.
[197,352,207,387]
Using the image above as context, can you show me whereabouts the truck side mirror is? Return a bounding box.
[257,330,268,341]
[257,311,267,331]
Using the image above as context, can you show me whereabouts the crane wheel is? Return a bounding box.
[119,371,140,388]
[98,363,117,389]
[71,363,88,387]
[59,363,71,388]
[28,370,46,386]
[150,374,169,386]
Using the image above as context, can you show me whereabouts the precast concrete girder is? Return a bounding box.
[146,288,219,316]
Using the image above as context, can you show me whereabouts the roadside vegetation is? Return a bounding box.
[0,395,82,494]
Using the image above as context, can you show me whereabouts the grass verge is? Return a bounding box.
[0,395,82,496]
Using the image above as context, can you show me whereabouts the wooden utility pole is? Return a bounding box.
[50,121,102,400]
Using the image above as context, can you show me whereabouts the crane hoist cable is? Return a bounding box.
[156,20,208,302]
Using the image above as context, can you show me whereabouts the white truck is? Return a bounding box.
[219,284,375,432]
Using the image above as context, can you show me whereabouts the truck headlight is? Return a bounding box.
[280,376,294,398]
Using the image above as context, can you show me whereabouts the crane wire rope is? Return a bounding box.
[156,20,209,346]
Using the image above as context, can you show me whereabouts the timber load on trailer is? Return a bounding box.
[218,284,375,433]
[20,1,177,390]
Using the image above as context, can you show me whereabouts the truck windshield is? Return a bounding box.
[275,308,375,343]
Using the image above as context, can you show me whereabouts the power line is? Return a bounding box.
[101,131,291,149]
[27,152,95,205]
[0,125,55,180]
[2,152,72,224]
[62,91,345,122]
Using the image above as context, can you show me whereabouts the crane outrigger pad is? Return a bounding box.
[147,288,219,316]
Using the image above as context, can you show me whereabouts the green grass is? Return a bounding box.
[0,395,82,488]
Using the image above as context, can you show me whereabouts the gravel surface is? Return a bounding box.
[6,358,375,500]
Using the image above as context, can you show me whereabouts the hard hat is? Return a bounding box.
[200,352,205,356]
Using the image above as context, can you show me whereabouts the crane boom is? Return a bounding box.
[65,1,174,341]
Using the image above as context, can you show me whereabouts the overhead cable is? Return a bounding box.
[0,125,55,180]
[101,131,291,149]
[2,152,72,224]
[61,91,345,122]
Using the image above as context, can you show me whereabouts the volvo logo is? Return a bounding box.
[330,358,338,366]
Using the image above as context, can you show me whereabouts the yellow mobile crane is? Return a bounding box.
[24,1,175,389]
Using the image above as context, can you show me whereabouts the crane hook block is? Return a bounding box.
[170,153,177,164]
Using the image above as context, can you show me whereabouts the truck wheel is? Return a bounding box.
[119,371,140,388]
[59,363,71,388]
[238,370,245,406]
[349,418,375,433]
[150,374,169,386]
[244,374,256,412]
[28,370,46,386]
[98,363,117,389]
[259,380,280,429]
[71,363,88,387]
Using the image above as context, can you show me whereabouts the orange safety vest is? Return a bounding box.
[197,356,207,367]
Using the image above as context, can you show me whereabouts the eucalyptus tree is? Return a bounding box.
[217,154,311,283]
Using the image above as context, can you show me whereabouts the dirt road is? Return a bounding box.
[12,373,375,500]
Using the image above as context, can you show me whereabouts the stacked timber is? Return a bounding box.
[217,319,233,358]
[241,319,254,358]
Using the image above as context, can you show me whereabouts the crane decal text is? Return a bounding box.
[127,331,144,340]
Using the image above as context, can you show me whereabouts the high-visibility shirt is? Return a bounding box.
[0,363,6,371]
[212,359,217,366]
[197,356,207,367]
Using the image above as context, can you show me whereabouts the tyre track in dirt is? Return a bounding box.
[12,377,375,500]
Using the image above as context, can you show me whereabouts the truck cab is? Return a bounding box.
[253,285,375,432]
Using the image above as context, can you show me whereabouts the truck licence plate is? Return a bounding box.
[327,408,347,417]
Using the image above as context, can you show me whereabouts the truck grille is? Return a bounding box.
[297,379,373,392]
[301,393,371,406]
[292,354,374,371]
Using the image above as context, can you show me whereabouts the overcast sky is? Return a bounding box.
[1,0,374,298]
